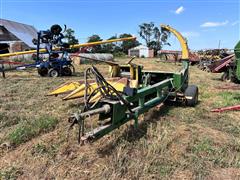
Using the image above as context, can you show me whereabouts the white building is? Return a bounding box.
[128,45,154,58]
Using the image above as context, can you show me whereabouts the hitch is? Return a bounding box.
[68,104,111,143]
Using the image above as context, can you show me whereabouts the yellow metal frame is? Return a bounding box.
[0,36,136,58]
[160,24,189,60]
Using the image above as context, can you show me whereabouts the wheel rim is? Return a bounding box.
[50,70,58,77]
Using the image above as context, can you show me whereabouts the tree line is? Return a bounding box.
[64,22,170,56]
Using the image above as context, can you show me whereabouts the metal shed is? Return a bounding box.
[128,45,154,58]
[0,19,38,54]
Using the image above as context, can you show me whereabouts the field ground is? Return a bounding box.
[0,58,240,179]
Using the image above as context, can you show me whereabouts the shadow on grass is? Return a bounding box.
[233,95,240,101]
[73,71,84,77]
[97,105,173,156]
[212,77,223,81]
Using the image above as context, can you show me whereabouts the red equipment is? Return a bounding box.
[211,105,240,112]
[208,54,235,73]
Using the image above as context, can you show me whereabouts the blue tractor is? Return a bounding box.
[33,24,75,77]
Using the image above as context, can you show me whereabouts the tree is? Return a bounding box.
[87,35,103,53]
[86,33,139,55]
[64,28,79,45]
[119,33,140,54]
[139,22,154,47]
[101,35,118,53]
[139,22,170,55]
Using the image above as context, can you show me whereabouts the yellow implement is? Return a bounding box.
[0,37,136,58]
[48,77,121,96]
[48,81,82,96]
[88,78,128,103]
[62,78,127,101]
[63,83,98,100]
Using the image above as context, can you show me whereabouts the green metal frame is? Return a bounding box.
[83,78,174,141]
[71,24,194,142]
[80,59,190,141]
[234,41,240,81]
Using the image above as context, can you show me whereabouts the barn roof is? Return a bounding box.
[0,19,38,48]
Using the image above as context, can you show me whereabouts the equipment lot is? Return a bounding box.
[0,59,240,179]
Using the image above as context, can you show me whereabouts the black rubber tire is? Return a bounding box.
[62,67,72,76]
[48,68,59,77]
[221,72,231,82]
[184,85,199,107]
[38,67,48,77]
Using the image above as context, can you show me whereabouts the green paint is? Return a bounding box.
[234,41,240,81]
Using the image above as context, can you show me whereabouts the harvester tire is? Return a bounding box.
[48,68,59,77]
[184,85,198,107]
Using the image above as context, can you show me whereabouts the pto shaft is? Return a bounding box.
[75,104,111,120]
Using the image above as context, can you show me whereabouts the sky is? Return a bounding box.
[0,0,239,50]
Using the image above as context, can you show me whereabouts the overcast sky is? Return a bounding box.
[0,0,239,50]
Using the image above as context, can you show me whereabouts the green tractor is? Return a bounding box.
[221,41,240,83]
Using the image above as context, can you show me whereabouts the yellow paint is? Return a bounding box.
[130,80,138,88]
[48,81,82,96]
[109,65,120,77]
[89,81,126,103]
[0,37,136,58]
[129,65,140,88]
[63,81,126,101]
[109,63,140,88]
[160,24,189,60]
[130,65,135,79]
[63,83,97,100]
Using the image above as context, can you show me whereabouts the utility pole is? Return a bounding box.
[218,40,221,49]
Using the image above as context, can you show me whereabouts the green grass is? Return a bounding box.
[214,91,240,107]
[0,113,22,129]
[183,136,240,179]
[0,60,240,179]
[7,116,58,146]
[191,138,214,154]
[31,143,59,158]
[0,167,23,180]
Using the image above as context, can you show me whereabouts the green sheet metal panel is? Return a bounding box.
[234,41,240,81]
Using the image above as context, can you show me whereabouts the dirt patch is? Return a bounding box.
[171,169,193,180]
[168,125,192,160]
[207,168,240,180]
[191,124,230,145]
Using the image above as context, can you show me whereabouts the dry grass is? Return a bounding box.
[0,58,240,179]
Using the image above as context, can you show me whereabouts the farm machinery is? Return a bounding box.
[210,41,240,112]
[205,41,240,83]
[49,24,199,143]
[197,49,231,72]
[157,50,200,65]
[0,24,135,78]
